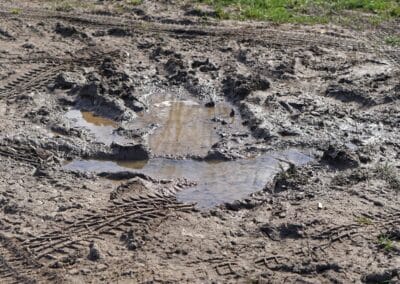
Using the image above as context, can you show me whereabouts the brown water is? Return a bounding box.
[65,100,237,156]
[65,109,122,144]
[135,100,237,156]
[64,149,313,208]
[81,111,117,127]
[64,100,313,208]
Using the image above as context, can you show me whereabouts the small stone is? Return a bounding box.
[373,200,384,207]
[87,241,101,261]
[205,101,215,108]
[22,43,35,49]
[318,202,323,209]
[69,268,79,275]
[278,212,286,218]
[80,268,91,275]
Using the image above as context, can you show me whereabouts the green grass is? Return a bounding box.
[378,235,395,251]
[385,35,400,46]
[199,0,400,23]
[38,0,96,12]
[356,216,373,226]
[10,8,21,14]
[126,0,142,5]
[55,1,74,12]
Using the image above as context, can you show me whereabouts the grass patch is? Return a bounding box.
[375,163,400,191]
[126,0,142,5]
[355,216,373,226]
[378,235,395,251]
[55,2,74,12]
[199,0,400,23]
[10,8,22,15]
[385,35,400,46]
[38,0,96,12]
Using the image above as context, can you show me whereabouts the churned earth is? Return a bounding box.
[0,1,399,283]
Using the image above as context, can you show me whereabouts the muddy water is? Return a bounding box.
[65,109,122,144]
[65,100,237,157]
[64,101,312,208]
[135,100,237,156]
[65,149,312,208]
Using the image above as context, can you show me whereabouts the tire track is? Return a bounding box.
[0,7,373,53]
[22,192,194,260]
[0,233,41,284]
[3,6,397,69]
[254,210,400,270]
[0,48,123,100]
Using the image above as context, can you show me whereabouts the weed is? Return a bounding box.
[10,8,21,15]
[199,0,400,24]
[126,0,142,5]
[356,216,373,226]
[215,5,230,19]
[55,2,74,12]
[385,36,400,46]
[378,235,394,251]
[375,163,400,191]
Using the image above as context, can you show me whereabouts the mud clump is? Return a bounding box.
[87,241,102,261]
[107,28,132,37]
[53,57,144,119]
[204,149,236,161]
[109,142,150,161]
[184,8,217,18]
[0,27,14,39]
[53,72,87,90]
[191,58,219,72]
[322,145,360,169]
[22,43,35,49]
[3,203,19,214]
[55,23,85,38]
[260,223,305,240]
[98,171,150,181]
[362,269,399,283]
[223,74,270,102]
[326,84,374,105]
[165,57,189,84]
[78,82,99,97]
[270,164,309,193]
[120,229,140,250]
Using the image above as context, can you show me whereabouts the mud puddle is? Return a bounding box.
[65,149,313,208]
[134,99,238,156]
[66,98,241,157]
[65,109,123,144]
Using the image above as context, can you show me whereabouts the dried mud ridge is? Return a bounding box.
[0,3,399,283]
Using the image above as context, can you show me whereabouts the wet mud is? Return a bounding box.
[0,1,399,283]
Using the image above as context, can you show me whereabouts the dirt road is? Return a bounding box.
[0,1,399,283]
